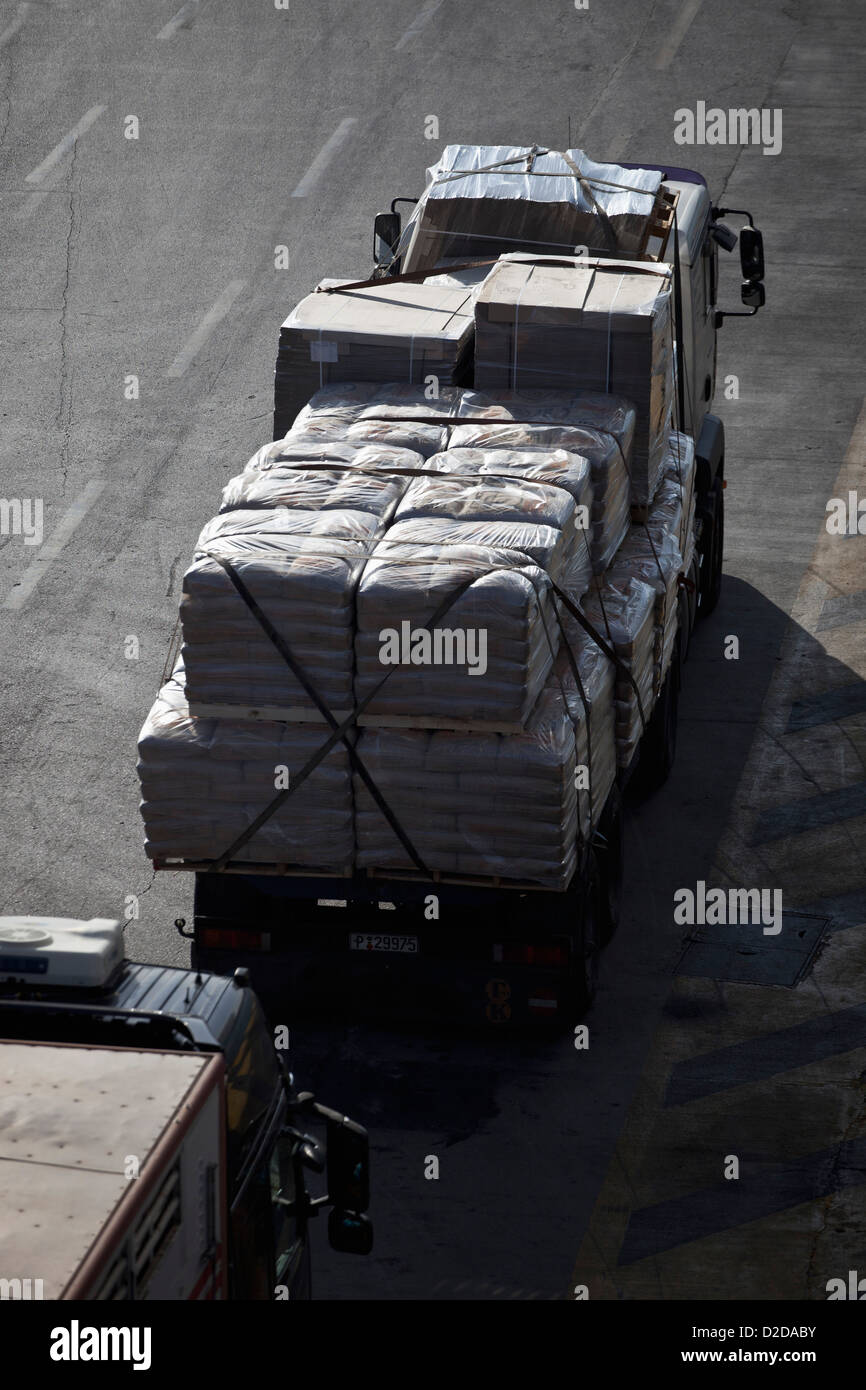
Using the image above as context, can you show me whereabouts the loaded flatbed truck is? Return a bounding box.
[184,150,765,1027]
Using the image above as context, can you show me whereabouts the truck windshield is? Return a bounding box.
[222,989,283,1184]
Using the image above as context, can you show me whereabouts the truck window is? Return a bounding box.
[222,991,283,1184]
[229,1156,275,1300]
[269,1133,301,1290]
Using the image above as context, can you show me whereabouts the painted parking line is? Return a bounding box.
[618,1135,866,1266]
[394,0,444,52]
[817,588,866,630]
[787,679,866,730]
[165,279,246,378]
[664,1004,866,1107]
[751,782,866,844]
[3,481,106,611]
[0,2,29,49]
[290,118,358,198]
[25,105,107,184]
[653,0,702,71]
[156,0,199,40]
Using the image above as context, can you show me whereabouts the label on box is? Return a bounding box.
[310,340,339,362]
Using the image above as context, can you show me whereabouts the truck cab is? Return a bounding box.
[0,916,372,1299]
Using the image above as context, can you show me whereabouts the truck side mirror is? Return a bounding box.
[326,1114,370,1212]
[739,226,764,281]
[373,211,401,266]
[328,1208,374,1255]
[741,278,766,310]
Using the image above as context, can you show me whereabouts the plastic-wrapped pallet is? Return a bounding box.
[354,690,580,888]
[548,616,617,838]
[582,575,656,769]
[180,529,371,717]
[661,430,697,565]
[354,540,563,727]
[392,446,595,599]
[400,145,664,267]
[218,440,415,520]
[473,256,674,506]
[274,282,474,436]
[610,530,682,680]
[449,390,634,571]
[137,666,354,871]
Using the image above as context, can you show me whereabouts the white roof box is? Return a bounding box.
[0,917,125,988]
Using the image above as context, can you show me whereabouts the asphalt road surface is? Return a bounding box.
[1,0,864,1301]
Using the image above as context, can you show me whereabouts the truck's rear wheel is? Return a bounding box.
[594,786,623,944]
[699,475,724,616]
[566,858,602,1019]
[633,646,680,796]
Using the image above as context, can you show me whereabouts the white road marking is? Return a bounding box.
[290,117,358,198]
[166,279,246,378]
[654,0,702,70]
[24,104,107,184]
[156,0,199,41]
[0,2,29,49]
[394,0,443,51]
[3,480,106,611]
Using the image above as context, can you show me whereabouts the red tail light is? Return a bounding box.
[199,929,269,952]
[496,942,568,967]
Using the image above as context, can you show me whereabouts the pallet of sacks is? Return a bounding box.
[137,665,355,873]
[473,255,674,507]
[353,615,617,890]
[137,383,643,885]
[274,280,475,438]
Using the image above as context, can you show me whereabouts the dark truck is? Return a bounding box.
[0,915,371,1298]
[186,152,765,1027]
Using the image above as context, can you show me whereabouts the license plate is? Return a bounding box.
[349,933,419,954]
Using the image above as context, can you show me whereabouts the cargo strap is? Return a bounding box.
[316,259,499,295]
[201,550,479,875]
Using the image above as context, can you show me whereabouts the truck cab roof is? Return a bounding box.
[0,917,282,1187]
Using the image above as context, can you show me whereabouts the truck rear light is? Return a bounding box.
[198,929,270,952]
[494,943,568,967]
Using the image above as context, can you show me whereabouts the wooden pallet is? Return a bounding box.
[635,186,679,261]
[153,858,353,878]
[357,712,524,735]
[365,866,562,893]
[188,702,351,725]
[187,702,524,736]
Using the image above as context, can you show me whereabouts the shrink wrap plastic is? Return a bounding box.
[473,256,674,505]
[137,667,354,870]
[354,687,579,887]
[274,279,474,435]
[141,383,685,884]
[583,575,656,768]
[401,145,663,266]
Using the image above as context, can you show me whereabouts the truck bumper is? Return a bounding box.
[193,925,572,1029]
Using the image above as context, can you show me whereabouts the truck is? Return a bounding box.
[0,916,372,1299]
[170,147,766,1026]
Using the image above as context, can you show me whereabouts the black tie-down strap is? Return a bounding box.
[201,549,479,875]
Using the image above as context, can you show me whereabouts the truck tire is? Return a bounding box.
[595,785,624,944]
[565,856,602,1019]
[634,645,680,797]
[700,475,724,616]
